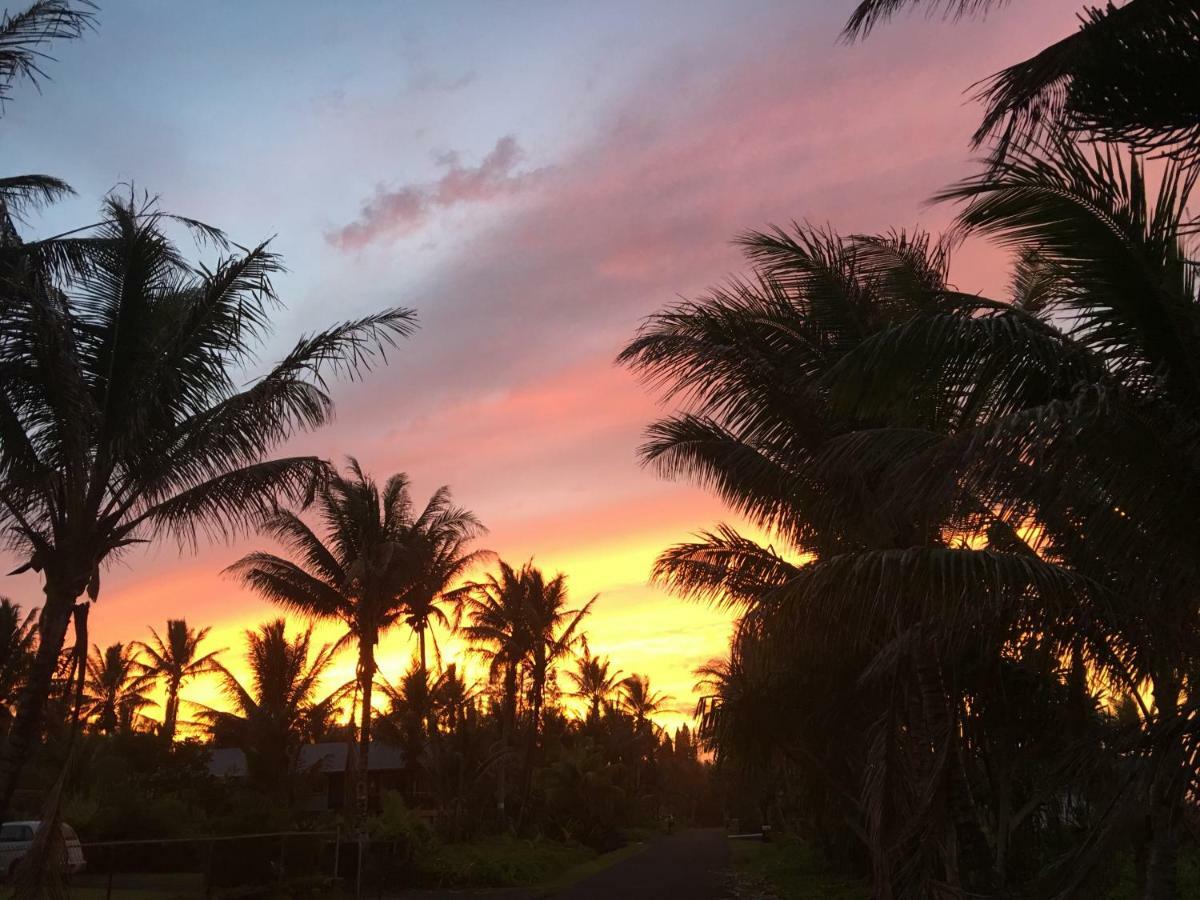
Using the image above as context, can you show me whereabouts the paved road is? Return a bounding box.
[550,828,729,899]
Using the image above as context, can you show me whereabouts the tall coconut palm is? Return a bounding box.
[226,463,484,784]
[83,642,152,734]
[0,193,414,814]
[197,619,335,792]
[567,640,621,724]
[521,567,594,745]
[463,560,593,822]
[459,560,533,815]
[136,619,222,743]
[460,561,531,747]
[395,492,491,689]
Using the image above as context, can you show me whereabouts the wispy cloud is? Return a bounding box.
[409,68,476,93]
[329,135,546,249]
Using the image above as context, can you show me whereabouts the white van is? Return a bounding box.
[0,821,86,879]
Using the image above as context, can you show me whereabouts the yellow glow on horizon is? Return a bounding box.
[129,518,787,740]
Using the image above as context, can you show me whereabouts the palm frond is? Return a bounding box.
[0,0,94,109]
[843,0,1009,41]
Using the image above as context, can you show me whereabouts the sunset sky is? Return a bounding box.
[3,0,1083,729]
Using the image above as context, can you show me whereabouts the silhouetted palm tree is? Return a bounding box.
[377,663,432,776]
[197,619,335,792]
[618,674,670,732]
[431,663,474,734]
[83,643,152,734]
[399,514,490,692]
[467,561,594,824]
[521,567,594,745]
[567,640,621,724]
[227,462,484,782]
[136,620,222,742]
[460,560,533,815]
[0,191,414,813]
[461,561,531,749]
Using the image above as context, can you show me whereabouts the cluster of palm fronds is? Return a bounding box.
[623,3,1200,897]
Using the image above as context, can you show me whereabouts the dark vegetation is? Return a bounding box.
[619,2,1200,898]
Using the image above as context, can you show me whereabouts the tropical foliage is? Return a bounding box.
[82,643,152,735]
[196,619,336,794]
[617,7,1200,894]
[136,619,221,742]
[226,461,485,791]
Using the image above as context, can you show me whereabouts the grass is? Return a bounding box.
[728,835,868,900]
[415,834,595,888]
[410,833,651,893]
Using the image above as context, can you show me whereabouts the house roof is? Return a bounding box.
[207,742,406,778]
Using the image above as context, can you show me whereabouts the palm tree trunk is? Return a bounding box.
[516,666,545,831]
[163,681,179,743]
[0,582,78,819]
[1144,676,1181,900]
[418,626,436,738]
[358,640,375,820]
[915,662,993,891]
[497,660,517,821]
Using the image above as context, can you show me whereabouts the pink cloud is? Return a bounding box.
[328,135,547,249]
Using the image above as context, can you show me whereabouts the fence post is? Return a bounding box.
[204,838,214,899]
[105,844,114,900]
[278,833,287,885]
[333,826,340,882]
[355,835,364,900]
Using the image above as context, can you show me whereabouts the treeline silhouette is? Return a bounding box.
[619,2,1200,898]
[0,485,712,851]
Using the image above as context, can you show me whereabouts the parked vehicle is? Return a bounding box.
[0,821,86,879]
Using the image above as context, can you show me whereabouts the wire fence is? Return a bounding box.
[69,831,433,899]
[74,830,342,899]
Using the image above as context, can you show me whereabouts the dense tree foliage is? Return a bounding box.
[613,5,1200,896]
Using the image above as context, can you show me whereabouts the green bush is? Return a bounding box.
[369,791,434,849]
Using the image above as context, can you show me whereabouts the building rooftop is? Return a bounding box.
[207,742,406,778]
